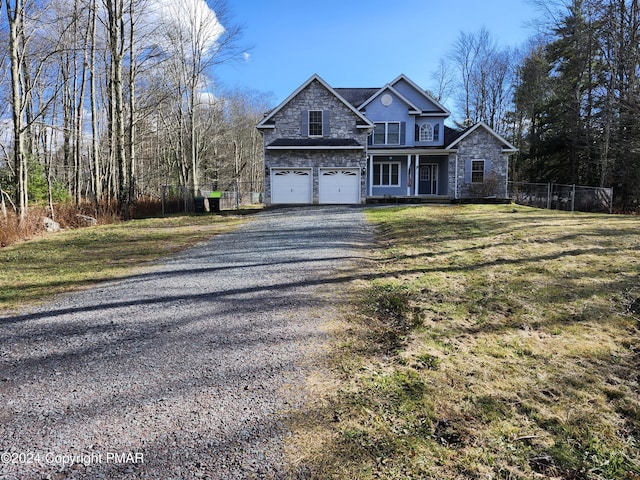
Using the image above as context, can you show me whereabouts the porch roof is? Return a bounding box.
[368,147,455,155]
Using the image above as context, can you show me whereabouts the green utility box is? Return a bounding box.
[208,191,221,212]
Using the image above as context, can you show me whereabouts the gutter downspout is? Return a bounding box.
[505,153,509,199]
[454,154,459,200]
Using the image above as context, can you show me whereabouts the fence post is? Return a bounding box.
[183,186,188,213]
[235,179,240,210]
[547,183,552,210]
[571,184,576,212]
[610,187,614,214]
[161,185,166,216]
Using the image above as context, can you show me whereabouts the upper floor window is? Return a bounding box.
[308,110,323,136]
[373,122,400,145]
[419,123,433,142]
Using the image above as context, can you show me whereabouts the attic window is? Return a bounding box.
[419,123,434,142]
[309,110,323,137]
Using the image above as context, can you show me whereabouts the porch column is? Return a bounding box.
[368,155,374,197]
[414,155,420,196]
[407,155,412,196]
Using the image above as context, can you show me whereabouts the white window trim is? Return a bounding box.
[308,110,323,137]
[471,159,485,183]
[373,122,401,145]
[419,123,434,142]
[373,161,401,187]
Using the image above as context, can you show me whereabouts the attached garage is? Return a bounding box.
[319,168,360,204]
[270,168,312,204]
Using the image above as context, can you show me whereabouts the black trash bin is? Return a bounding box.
[194,196,205,213]
[207,197,220,213]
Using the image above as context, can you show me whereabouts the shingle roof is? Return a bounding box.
[444,126,467,147]
[334,88,379,108]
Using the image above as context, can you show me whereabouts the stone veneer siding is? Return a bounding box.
[265,150,365,204]
[263,79,369,204]
[448,128,510,198]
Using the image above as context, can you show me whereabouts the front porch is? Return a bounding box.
[367,152,452,198]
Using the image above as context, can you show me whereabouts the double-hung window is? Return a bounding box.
[373,162,400,186]
[373,122,401,145]
[308,110,323,137]
[471,160,485,183]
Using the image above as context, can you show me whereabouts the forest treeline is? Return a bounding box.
[0,0,267,222]
[1,0,639,225]
[438,0,640,212]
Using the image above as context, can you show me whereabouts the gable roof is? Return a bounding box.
[446,121,518,152]
[389,74,451,115]
[358,84,423,114]
[256,74,373,130]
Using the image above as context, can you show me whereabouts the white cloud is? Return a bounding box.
[243,52,251,62]
[148,0,225,57]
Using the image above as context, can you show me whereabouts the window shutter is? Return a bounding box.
[414,124,419,142]
[400,122,406,144]
[301,111,308,137]
[484,159,492,175]
[434,124,440,142]
[464,159,472,183]
[323,110,330,136]
[368,133,372,145]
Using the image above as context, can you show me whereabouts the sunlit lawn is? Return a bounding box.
[0,214,247,313]
[289,204,640,480]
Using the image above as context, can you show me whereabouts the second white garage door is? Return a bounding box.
[318,168,360,204]
[271,169,312,204]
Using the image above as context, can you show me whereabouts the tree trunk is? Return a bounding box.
[6,0,28,222]
[89,0,101,204]
[105,0,127,216]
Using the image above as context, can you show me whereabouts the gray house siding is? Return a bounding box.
[258,74,515,204]
[262,78,369,205]
[451,129,510,199]
[265,150,365,204]
[262,80,365,143]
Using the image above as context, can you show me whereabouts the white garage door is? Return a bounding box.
[271,169,312,204]
[319,168,360,204]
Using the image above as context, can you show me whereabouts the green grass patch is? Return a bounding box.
[289,204,640,479]
[0,214,247,313]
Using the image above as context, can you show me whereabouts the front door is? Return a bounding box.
[418,164,438,195]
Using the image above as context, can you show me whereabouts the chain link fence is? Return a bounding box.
[160,183,263,215]
[508,182,613,214]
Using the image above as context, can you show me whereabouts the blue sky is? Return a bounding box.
[216,0,540,108]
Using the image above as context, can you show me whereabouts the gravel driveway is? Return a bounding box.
[0,206,373,480]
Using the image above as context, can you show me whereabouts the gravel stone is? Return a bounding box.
[0,206,373,479]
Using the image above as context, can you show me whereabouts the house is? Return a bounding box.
[256,74,517,205]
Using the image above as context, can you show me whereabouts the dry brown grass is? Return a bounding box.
[0,213,247,313]
[287,205,640,480]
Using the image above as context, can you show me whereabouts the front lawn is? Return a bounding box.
[0,215,246,313]
[289,204,640,479]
